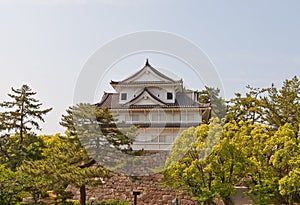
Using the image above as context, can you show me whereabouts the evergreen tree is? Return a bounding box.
[59,103,137,205]
[0,85,52,204]
[226,86,266,124]
[198,86,227,120]
[20,134,107,205]
[262,76,300,130]
[0,85,52,141]
[0,85,52,169]
[227,76,300,129]
[61,104,136,153]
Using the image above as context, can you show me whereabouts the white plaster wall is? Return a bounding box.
[115,110,202,124]
[132,127,189,150]
[133,71,162,82]
[128,66,172,83]
[118,85,176,105]
[148,86,175,103]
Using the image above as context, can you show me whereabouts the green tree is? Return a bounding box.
[235,122,300,204]
[164,119,246,205]
[263,123,300,204]
[226,86,266,124]
[59,103,137,205]
[0,85,52,204]
[262,76,300,130]
[0,85,52,169]
[232,121,275,204]
[279,168,300,204]
[20,134,107,205]
[64,104,136,153]
[0,164,26,204]
[198,86,227,120]
[227,76,300,129]
[165,77,300,204]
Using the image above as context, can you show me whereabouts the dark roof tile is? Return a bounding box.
[96,92,210,109]
[110,60,179,84]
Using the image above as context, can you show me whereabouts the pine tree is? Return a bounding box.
[20,134,107,205]
[262,76,300,130]
[198,86,227,120]
[0,85,52,169]
[226,76,300,130]
[60,103,137,205]
[226,86,266,124]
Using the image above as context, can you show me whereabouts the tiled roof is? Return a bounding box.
[110,80,182,85]
[110,59,179,85]
[96,91,210,109]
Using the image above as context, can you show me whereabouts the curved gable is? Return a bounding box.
[126,88,166,106]
[121,60,176,83]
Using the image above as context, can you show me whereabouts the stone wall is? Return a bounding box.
[67,173,197,205]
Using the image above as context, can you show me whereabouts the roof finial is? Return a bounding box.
[145,58,149,66]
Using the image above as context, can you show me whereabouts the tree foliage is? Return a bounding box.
[20,134,107,204]
[198,86,227,120]
[58,103,137,205]
[227,76,300,129]
[164,119,247,205]
[0,85,52,203]
[0,77,299,205]
[0,164,26,204]
[62,104,136,153]
[0,85,51,169]
[0,85,52,141]
[165,76,300,205]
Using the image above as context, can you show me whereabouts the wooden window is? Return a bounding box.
[121,93,127,100]
[167,92,173,100]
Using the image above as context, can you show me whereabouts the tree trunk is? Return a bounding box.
[80,185,86,205]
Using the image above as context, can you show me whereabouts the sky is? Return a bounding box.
[0,0,299,134]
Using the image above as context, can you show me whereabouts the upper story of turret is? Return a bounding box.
[109,59,183,105]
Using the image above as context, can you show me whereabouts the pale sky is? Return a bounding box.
[0,0,299,134]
